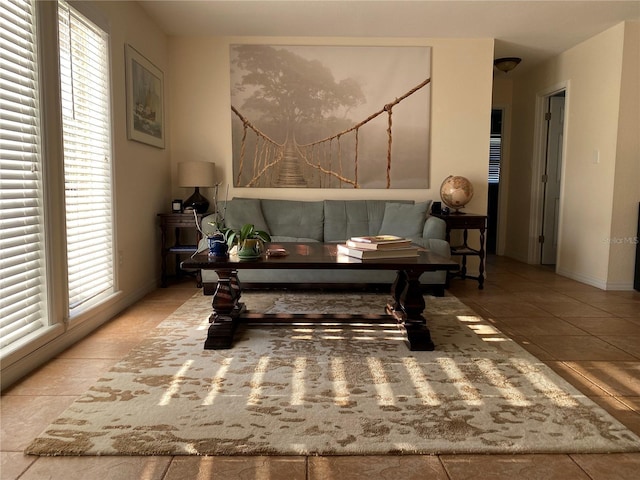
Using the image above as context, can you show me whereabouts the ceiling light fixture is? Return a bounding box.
[494,57,522,74]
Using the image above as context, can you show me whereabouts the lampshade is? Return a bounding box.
[177,161,216,188]
[494,57,522,74]
[177,161,216,213]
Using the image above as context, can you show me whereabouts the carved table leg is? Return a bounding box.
[460,228,469,279]
[388,269,435,351]
[229,269,241,303]
[389,269,408,312]
[205,269,243,349]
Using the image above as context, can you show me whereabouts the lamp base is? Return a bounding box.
[184,187,209,214]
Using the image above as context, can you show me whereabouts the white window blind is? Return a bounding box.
[58,1,114,315]
[0,0,47,351]
[488,134,501,184]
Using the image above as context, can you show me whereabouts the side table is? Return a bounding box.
[158,212,206,287]
[433,212,487,289]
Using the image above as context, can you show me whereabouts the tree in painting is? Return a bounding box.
[233,45,364,143]
[230,45,431,189]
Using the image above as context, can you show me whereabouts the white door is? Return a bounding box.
[541,94,565,265]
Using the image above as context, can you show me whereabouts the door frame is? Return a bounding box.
[527,81,570,265]
[491,104,511,256]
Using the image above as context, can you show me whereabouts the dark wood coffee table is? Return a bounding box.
[181,242,458,351]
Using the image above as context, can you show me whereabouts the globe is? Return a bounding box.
[440,175,474,213]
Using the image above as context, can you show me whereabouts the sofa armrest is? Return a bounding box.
[423,216,446,240]
[427,238,451,259]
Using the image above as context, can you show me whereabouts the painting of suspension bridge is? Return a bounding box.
[230,45,431,189]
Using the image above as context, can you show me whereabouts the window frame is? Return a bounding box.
[58,0,117,322]
[0,0,119,373]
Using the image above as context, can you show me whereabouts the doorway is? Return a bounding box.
[486,109,503,255]
[540,91,566,265]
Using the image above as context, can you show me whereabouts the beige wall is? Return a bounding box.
[505,21,638,289]
[168,37,494,215]
[492,76,514,106]
[609,21,640,288]
[91,1,171,298]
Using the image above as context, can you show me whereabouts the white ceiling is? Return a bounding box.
[138,0,640,74]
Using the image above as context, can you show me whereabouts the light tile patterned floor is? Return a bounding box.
[1,256,639,479]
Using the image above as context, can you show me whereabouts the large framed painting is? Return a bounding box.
[125,44,165,148]
[230,45,431,189]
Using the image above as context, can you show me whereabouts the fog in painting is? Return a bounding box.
[230,45,431,189]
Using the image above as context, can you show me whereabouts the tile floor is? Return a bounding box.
[1,255,639,479]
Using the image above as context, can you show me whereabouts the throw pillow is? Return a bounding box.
[378,201,431,239]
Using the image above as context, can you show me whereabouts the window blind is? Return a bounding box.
[58,1,114,315]
[0,0,47,350]
[488,134,501,184]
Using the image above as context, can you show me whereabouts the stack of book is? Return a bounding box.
[337,235,420,259]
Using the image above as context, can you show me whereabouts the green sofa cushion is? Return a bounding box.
[323,200,413,241]
[260,199,324,241]
[323,200,371,241]
[222,198,270,233]
[378,201,432,239]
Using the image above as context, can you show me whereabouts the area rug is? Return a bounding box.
[26,292,639,456]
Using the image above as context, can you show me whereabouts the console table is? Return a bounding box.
[433,213,486,289]
[158,212,206,287]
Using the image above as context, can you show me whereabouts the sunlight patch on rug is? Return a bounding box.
[26,292,640,456]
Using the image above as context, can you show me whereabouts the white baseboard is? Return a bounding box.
[604,281,636,291]
[1,280,157,391]
[556,268,607,290]
[556,268,636,291]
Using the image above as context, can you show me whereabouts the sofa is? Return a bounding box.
[197,198,451,295]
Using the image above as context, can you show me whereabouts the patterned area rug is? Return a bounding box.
[26,292,639,456]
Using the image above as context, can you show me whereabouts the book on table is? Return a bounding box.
[346,239,412,250]
[337,243,419,259]
[349,235,408,244]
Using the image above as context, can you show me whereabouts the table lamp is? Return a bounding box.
[178,161,216,213]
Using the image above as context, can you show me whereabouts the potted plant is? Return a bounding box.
[206,224,232,257]
[226,223,271,259]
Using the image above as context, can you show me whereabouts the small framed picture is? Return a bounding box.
[125,44,165,148]
[172,199,183,213]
